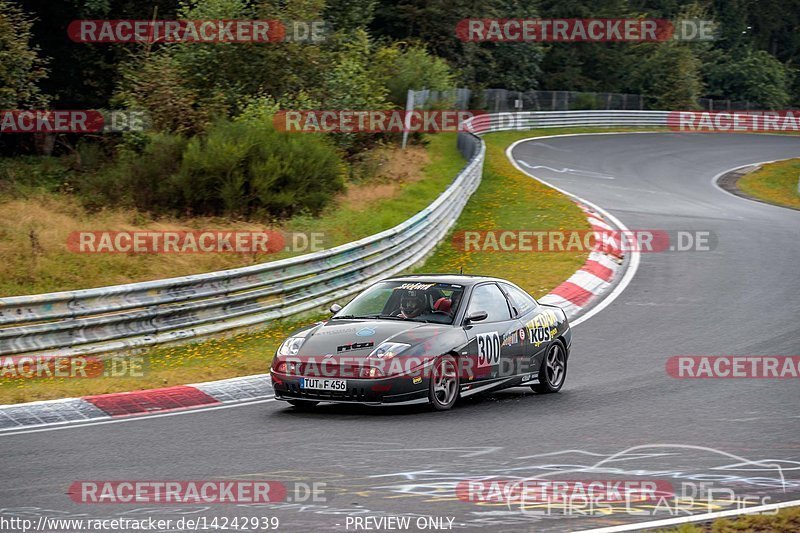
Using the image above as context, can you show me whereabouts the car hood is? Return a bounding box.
[293,319,455,359]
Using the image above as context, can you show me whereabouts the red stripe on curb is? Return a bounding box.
[581,260,614,282]
[84,386,220,417]
[550,281,595,307]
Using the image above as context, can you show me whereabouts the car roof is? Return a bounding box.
[384,274,507,287]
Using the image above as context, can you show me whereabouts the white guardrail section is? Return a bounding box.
[0,111,671,357]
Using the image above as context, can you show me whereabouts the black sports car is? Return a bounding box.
[270,275,571,410]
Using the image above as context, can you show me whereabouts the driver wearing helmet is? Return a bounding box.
[397,290,428,319]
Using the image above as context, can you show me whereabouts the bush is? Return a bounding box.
[373,43,455,106]
[69,119,344,219]
[175,119,345,218]
[74,132,187,212]
[569,93,600,110]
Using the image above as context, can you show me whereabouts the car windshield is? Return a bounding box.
[332,281,465,324]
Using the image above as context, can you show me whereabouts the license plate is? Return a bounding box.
[299,378,346,391]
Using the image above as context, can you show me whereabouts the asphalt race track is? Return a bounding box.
[2,133,799,532]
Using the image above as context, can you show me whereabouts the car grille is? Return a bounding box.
[285,383,374,402]
[285,363,362,378]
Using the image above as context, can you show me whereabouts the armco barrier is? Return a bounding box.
[0,111,670,358]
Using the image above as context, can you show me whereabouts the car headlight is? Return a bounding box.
[359,366,385,378]
[368,342,410,360]
[277,336,306,357]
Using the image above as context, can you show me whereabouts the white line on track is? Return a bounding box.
[506,133,643,327]
[517,161,616,180]
[574,498,800,532]
[0,397,276,437]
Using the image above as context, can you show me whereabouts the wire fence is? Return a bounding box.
[409,88,760,112]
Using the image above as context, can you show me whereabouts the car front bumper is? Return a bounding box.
[271,373,430,405]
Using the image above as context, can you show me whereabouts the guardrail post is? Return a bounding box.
[402,89,415,150]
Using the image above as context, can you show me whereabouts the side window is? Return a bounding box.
[466,284,512,323]
[501,283,536,315]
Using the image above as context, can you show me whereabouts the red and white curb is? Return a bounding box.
[538,203,624,319]
[0,374,273,434]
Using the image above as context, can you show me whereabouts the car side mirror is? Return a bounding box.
[330,303,342,314]
[465,310,488,324]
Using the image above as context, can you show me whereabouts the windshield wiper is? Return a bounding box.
[379,315,440,323]
[331,313,419,321]
[331,314,394,320]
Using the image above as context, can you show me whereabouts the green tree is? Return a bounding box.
[371,0,539,88]
[321,29,388,109]
[372,43,455,105]
[703,49,790,109]
[324,0,377,31]
[484,43,543,90]
[115,52,226,136]
[318,30,391,154]
[0,1,49,108]
[630,43,704,109]
[19,0,177,108]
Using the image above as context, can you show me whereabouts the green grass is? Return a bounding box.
[415,129,594,298]
[737,158,800,209]
[0,127,659,404]
[657,505,800,532]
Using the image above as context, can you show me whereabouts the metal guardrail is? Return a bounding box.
[0,111,670,357]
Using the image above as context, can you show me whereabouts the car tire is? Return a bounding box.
[532,340,567,394]
[429,354,460,411]
[287,399,319,410]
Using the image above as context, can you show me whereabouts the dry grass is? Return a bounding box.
[0,195,288,294]
[340,145,428,208]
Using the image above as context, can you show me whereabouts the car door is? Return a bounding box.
[500,282,556,377]
[462,283,526,385]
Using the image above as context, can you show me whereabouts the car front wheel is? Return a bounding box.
[429,354,459,411]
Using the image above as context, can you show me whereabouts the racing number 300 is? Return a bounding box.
[477,332,501,368]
